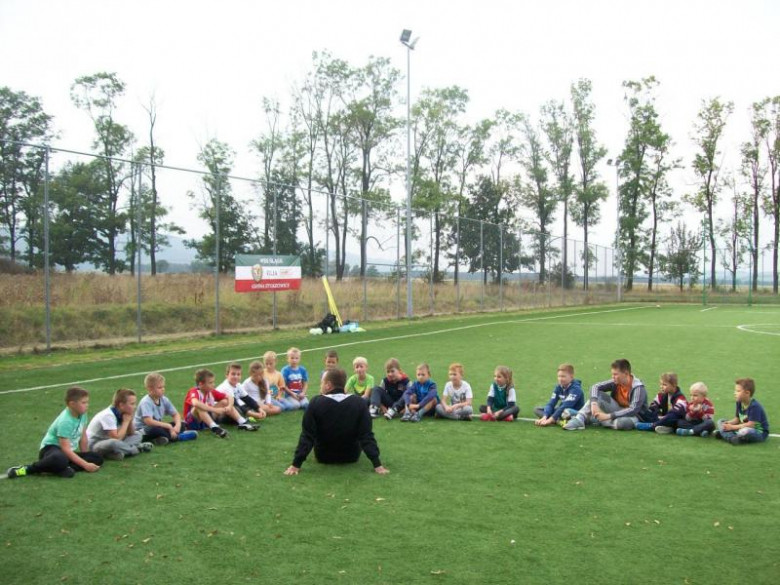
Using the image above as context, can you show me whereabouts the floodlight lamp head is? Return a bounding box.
[400,29,412,43]
[409,36,420,49]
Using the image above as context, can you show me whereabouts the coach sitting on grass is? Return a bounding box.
[284,368,389,475]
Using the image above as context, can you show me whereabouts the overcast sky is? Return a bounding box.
[1,0,779,257]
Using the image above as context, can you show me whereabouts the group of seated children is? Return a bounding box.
[5,352,771,480]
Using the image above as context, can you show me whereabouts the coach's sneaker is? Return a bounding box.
[6,466,27,479]
[563,417,585,431]
[369,405,379,419]
[153,437,170,447]
[384,408,396,421]
[211,426,229,438]
[400,410,413,422]
[654,425,674,435]
[138,442,154,453]
[634,422,654,431]
[237,423,259,432]
[676,428,694,437]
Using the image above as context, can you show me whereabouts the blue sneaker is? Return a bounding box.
[635,422,654,431]
[700,430,710,438]
[676,428,694,437]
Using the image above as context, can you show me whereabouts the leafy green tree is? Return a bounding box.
[450,119,492,284]
[70,72,134,274]
[570,79,608,289]
[718,175,750,291]
[754,96,780,293]
[411,86,468,282]
[661,222,701,291]
[186,139,255,272]
[517,116,557,283]
[48,161,104,271]
[541,100,574,281]
[344,56,400,277]
[0,87,55,264]
[685,97,733,289]
[460,176,522,283]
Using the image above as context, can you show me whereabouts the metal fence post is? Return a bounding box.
[136,163,143,343]
[325,194,330,279]
[455,215,461,313]
[499,225,504,311]
[43,146,51,352]
[480,220,484,311]
[214,175,221,334]
[273,189,278,329]
[362,199,368,322]
[518,228,523,308]
[396,207,401,319]
[429,212,434,315]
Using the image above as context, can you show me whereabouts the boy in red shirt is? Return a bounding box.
[183,368,256,438]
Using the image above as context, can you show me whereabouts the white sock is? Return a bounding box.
[209,422,218,429]
[238,417,248,425]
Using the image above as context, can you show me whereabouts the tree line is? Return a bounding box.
[1,54,779,293]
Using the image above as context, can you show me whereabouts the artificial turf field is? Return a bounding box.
[0,303,778,585]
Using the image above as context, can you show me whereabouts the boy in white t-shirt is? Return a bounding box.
[87,389,153,461]
[435,363,473,421]
[216,362,263,427]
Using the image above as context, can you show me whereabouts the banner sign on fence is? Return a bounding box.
[234,255,302,292]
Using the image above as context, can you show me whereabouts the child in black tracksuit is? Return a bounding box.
[368,358,411,420]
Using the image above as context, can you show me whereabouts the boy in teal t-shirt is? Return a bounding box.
[7,386,104,479]
[345,357,375,401]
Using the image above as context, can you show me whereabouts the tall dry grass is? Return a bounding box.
[10,271,766,350]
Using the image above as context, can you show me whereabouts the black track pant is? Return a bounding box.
[27,445,104,476]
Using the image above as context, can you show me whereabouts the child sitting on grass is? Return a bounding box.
[675,382,716,437]
[715,378,770,445]
[263,351,290,411]
[243,360,282,416]
[635,372,688,434]
[135,372,198,446]
[400,363,439,422]
[7,386,103,479]
[86,388,153,461]
[435,362,473,421]
[281,347,310,410]
[373,358,411,420]
[322,349,339,379]
[216,362,264,426]
[480,366,519,422]
[345,356,375,401]
[183,369,256,438]
[533,363,584,426]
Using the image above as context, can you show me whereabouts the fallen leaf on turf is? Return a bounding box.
[127,544,134,549]
[375,497,385,502]
[430,570,446,575]
[206,507,217,511]
[156,494,164,500]
[341,505,348,509]
[728,526,734,530]
[713,522,720,527]
[625,522,631,527]
[207,530,218,537]
[60,529,70,534]
[332,536,342,539]
[338,570,346,574]
[142,537,152,544]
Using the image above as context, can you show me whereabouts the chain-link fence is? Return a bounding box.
[1,141,778,351]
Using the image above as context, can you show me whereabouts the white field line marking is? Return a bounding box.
[700,306,718,312]
[0,305,652,395]
[736,324,780,337]
[514,416,780,439]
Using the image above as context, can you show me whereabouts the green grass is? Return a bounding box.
[1,304,779,584]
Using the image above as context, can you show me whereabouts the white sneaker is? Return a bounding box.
[369,405,379,419]
[384,408,396,420]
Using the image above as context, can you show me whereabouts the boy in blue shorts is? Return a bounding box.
[715,378,770,445]
[281,347,310,410]
[135,372,198,446]
[7,386,103,479]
